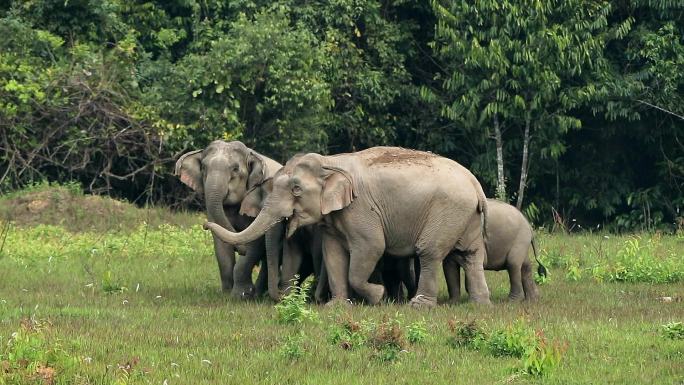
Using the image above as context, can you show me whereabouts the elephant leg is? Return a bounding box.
[212,235,235,292]
[314,262,330,303]
[507,263,525,301]
[461,245,491,304]
[265,223,284,301]
[410,250,445,308]
[443,253,461,304]
[231,237,265,299]
[254,259,268,297]
[281,237,304,295]
[322,234,351,304]
[521,259,540,301]
[347,235,386,305]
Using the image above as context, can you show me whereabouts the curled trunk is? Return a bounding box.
[205,209,282,245]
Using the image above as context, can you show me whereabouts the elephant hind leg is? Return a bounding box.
[506,262,525,301]
[443,253,461,305]
[521,259,539,301]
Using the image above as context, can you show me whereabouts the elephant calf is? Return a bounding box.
[443,199,546,302]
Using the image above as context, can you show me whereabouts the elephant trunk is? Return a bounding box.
[265,222,284,301]
[205,208,282,245]
[205,171,235,232]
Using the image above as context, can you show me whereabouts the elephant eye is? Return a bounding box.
[231,165,239,173]
[292,185,302,196]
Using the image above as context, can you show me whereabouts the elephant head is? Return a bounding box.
[204,153,354,245]
[175,140,268,232]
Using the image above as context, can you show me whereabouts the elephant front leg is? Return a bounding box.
[443,253,461,304]
[231,237,265,299]
[212,235,236,292]
[348,241,385,305]
[322,234,351,304]
[410,252,442,308]
[281,237,304,296]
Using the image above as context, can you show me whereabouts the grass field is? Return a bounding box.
[1,185,682,384]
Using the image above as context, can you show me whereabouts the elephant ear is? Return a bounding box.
[239,178,272,218]
[175,150,203,193]
[320,166,354,215]
[247,151,266,191]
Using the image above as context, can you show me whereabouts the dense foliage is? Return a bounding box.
[1,0,682,230]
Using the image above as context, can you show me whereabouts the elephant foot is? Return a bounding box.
[468,295,492,305]
[325,297,353,307]
[364,284,385,306]
[231,285,256,300]
[409,294,437,308]
[507,293,525,302]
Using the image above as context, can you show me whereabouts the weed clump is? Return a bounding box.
[661,322,684,340]
[279,331,306,360]
[0,318,80,384]
[448,319,566,377]
[368,316,407,362]
[274,277,318,324]
[592,236,683,283]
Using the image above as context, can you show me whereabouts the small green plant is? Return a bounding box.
[368,316,407,362]
[661,322,684,340]
[274,277,317,324]
[279,331,306,359]
[447,320,487,350]
[101,270,127,294]
[328,314,367,350]
[0,318,80,385]
[520,331,567,376]
[565,258,582,281]
[406,320,428,344]
[487,320,537,358]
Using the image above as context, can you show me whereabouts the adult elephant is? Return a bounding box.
[240,160,325,302]
[204,147,490,307]
[175,140,281,297]
[443,199,546,302]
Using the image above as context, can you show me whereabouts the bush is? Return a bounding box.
[406,320,429,344]
[592,236,683,283]
[661,322,684,340]
[274,277,318,324]
[448,319,566,377]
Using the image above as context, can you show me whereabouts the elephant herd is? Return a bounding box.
[176,140,545,308]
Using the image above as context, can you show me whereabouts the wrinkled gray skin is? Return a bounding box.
[443,199,543,302]
[175,140,281,297]
[204,147,490,307]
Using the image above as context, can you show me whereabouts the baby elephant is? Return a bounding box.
[444,199,546,302]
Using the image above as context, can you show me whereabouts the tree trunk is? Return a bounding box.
[494,115,506,201]
[516,113,531,210]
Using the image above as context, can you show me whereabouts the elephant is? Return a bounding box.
[203,146,491,307]
[175,140,281,297]
[373,256,418,303]
[240,162,326,302]
[443,199,547,302]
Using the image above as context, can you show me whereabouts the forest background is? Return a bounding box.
[1,0,682,232]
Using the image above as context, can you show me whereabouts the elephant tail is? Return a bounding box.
[473,177,488,243]
[531,236,547,277]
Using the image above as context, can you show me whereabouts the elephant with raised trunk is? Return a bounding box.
[443,199,547,302]
[175,140,281,297]
[204,146,490,307]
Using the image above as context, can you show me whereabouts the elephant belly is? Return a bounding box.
[384,241,416,257]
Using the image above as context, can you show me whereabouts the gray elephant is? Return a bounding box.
[239,161,326,302]
[204,146,490,307]
[443,199,546,302]
[175,140,281,297]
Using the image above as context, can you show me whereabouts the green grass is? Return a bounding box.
[1,187,683,384]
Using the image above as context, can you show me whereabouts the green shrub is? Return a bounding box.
[406,320,429,344]
[487,320,537,358]
[328,315,368,350]
[661,322,684,340]
[593,237,683,283]
[447,320,487,350]
[274,277,318,324]
[279,332,306,360]
[367,317,407,362]
[521,332,567,376]
[0,318,81,385]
